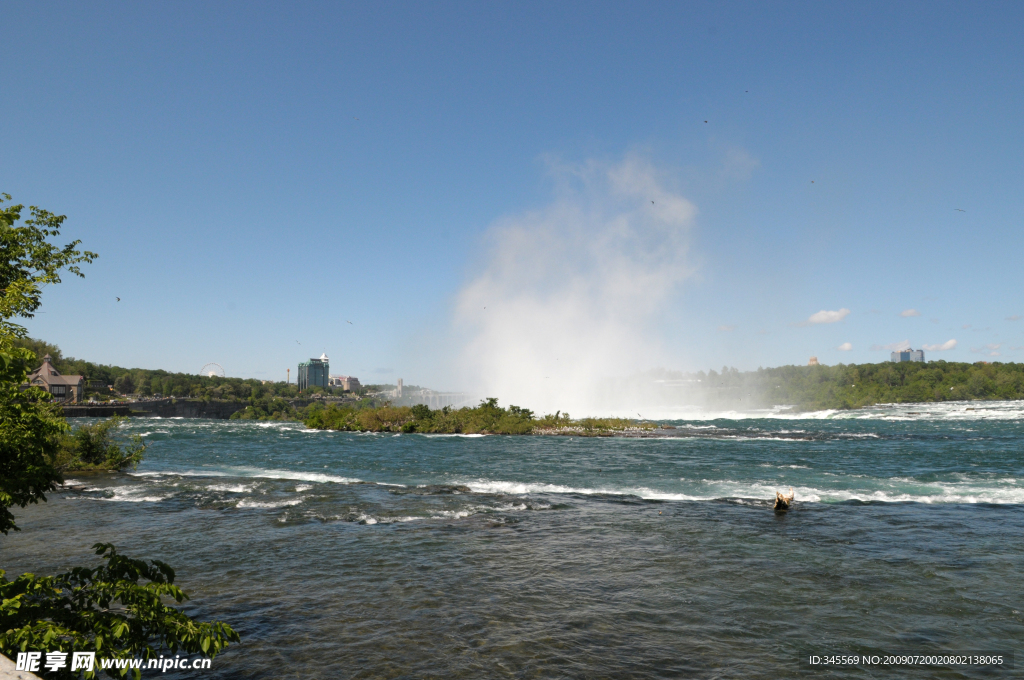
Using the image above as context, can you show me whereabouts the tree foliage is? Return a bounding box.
[741,361,1024,410]
[0,194,94,535]
[0,194,96,344]
[638,362,1024,412]
[0,544,239,679]
[111,374,135,396]
[0,379,66,535]
[52,417,147,472]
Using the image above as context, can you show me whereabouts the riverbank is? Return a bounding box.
[63,397,320,419]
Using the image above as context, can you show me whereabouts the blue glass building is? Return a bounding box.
[298,353,329,390]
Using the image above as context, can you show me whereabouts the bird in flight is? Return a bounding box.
[295,340,301,345]
[651,200,654,204]
[704,120,708,123]
[955,208,965,212]
[346,320,353,324]
[116,297,120,302]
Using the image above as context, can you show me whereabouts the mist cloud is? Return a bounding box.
[900,309,921,317]
[454,155,696,415]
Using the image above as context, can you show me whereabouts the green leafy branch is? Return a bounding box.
[0,544,239,679]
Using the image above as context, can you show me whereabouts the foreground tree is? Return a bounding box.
[0,194,239,676]
[0,193,93,535]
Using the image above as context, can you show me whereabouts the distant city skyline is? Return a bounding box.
[5,1,1022,395]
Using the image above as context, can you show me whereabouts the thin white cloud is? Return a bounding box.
[801,308,851,325]
[900,309,921,317]
[720,147,760,181]
[962,324,972,329]
[837,342,852,351]
[1007,315,1022,321]
[923,339,957,351]
[870,340,911,351]
[717,325,735,332]
[970,343,1001,353]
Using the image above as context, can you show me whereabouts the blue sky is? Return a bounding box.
[4,1,1023,393]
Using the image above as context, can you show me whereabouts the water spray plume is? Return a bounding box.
[455,155,696,416]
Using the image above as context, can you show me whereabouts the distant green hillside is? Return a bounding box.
[702,360,1024,410]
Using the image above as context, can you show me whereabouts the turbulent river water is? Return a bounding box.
[2,401,1023,678]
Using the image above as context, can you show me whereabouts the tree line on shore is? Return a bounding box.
[690,360,1024,410]
[14,336,394,406]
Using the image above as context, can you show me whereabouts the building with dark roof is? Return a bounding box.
[25,354,84,403]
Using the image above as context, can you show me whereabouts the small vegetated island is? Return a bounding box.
[304,399,655,435]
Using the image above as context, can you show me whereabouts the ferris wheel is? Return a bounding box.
[200,362,225,378]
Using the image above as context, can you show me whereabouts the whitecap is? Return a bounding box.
[457,477,1024,505]
[422,433,487,438]
[207,484,253,493]
[81,485,173,503]
[131,467,361,485]
[237,497,306,509]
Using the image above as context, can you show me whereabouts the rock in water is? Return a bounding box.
[774,487,795,513]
